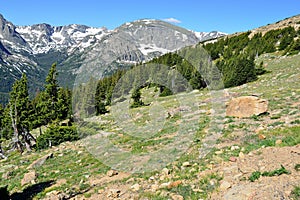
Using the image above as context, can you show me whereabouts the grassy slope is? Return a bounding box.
[0,53,299,199]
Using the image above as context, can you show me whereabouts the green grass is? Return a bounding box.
[248,165,290,182]
[295,164,300,171]
[291,186,300,199]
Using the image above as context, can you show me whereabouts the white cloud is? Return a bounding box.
[163,18,182,24]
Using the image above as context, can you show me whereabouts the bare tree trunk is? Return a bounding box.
[10,104,23,153]
[21,128,36,152]
[0,144,7,159]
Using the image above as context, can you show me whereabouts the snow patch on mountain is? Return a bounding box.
[16,24,110,54]
[194,31,227,41]
[139,43,170,55]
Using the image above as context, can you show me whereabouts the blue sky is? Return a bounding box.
[1,0,299,33]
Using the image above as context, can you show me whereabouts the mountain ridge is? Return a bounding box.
[0,14,226,103]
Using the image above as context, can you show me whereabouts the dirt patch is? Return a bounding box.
[210,145,300,199]
[89,171,131,186]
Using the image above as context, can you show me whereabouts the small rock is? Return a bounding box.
[151,184,159,192]
[258,134,266,140]
[230,146,240,151]
[106,169,118,177]
[255,126,265,133]
[275,139,282,145]
[220,181,231,191]
[131,183,140,191]
[182,162,191,167]
[75,159,81,164]
[159,182,171,189]
[162,167,170,175]
[209,180,216,186]
[21,171,37,186]
[98,189,104,194]
[126,177,135,183]
[168,180,182,189]
[170,193,184,200]
[108,189,121,198]
[229,157,237,162]
[189,168,197,173]
[215,150,223,155]
[239,152,245,159]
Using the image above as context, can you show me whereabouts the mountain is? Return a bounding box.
[0,14,226,103]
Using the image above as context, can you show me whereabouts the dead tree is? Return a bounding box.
[10,104,23,153]
[9,102,36,153]
[0,144,7,159]
[20,127,36,152]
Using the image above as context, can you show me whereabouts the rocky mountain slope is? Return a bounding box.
[0,14,299,200]
[0,48,299,200]
[0,14,226,103]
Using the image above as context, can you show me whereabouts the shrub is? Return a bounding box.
[291,186,300,199]
[36,124,78,149]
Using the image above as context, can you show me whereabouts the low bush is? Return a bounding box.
[36,124,78,150]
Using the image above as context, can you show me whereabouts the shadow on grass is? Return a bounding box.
[10,180,54,200]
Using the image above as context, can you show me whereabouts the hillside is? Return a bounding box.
[0,15,300,199]
[250,14,300,37]
[0,51,299,200]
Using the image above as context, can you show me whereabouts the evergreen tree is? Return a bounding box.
[35,63,60,124]
[57,87,72,120]
[8,73,36,152]
[130,87,144,108]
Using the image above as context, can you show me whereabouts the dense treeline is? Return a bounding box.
[0,63,73,155]
[204,26,300,60]
[203,26,300,87]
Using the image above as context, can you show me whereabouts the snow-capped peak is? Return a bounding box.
[193,31,227,42]
[16,24,110,54]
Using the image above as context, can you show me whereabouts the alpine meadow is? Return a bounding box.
[0,8,299,200]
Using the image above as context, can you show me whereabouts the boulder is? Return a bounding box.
[21,170,37,186]
[226,96,268,118]
[27,153,53,169]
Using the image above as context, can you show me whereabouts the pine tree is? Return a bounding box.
[57,87,72,120]
[8,73,36,152]
[36,63,60,124]
[130,87,144,108]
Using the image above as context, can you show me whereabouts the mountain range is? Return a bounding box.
[0,14,226,103]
